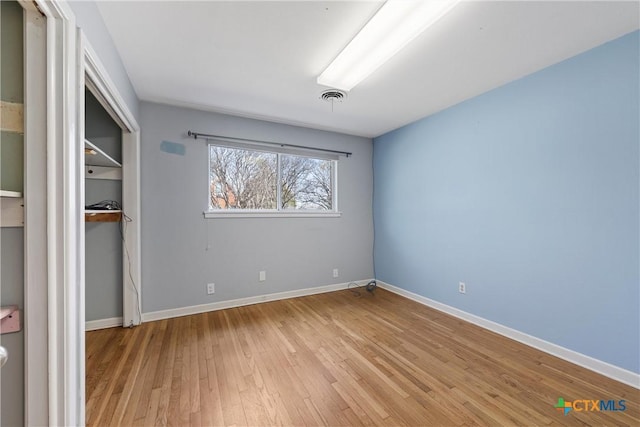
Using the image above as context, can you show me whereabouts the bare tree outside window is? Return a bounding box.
[281,154,332,210]
[209,145,335,211]
[209,146,277,209]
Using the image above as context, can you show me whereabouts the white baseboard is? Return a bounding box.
[142,280,372,323]
[377,281,640,390]
[85,317,122,331]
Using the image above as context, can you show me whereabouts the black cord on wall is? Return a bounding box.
[118,210,142,326]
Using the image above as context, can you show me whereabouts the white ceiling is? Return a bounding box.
[97,1,639,138]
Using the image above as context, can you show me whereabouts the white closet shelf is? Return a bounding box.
[0,190,22,198]
[85,139,122,168]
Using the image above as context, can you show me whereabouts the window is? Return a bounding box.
[207,143,338,216]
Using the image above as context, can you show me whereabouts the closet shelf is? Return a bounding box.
[85,139,122,168]
[85,210,122,222]
[0,190,22,198]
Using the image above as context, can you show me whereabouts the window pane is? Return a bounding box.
[209,146,277,209]
[280,154,333,210]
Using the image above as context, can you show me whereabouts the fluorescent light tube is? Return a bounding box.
[318,0,460,91]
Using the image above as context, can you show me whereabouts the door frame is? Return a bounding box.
[22,0,82,424]
[20,0,141,424]
[21,1,48,425]
[81,34,142,329]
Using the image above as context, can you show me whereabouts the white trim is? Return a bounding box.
[204,210,342,219]
[85,317,123,331]
[142,280,369,322]
[65,22,82,427]
[31,0,82,424]
[23,5,49,425]
[333,160,339,212]
[75,28,87,427]
[377,281,640,389]
[84,41,139,133]
[79,32,142,328]
[276,152,282,209]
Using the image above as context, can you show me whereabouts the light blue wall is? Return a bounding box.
[69,1,139,121]
[373,31,639,373]
[140,102,374,313]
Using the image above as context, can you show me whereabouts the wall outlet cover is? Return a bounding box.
[207,283,215,294]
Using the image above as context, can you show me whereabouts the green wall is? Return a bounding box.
[1,0,24,192]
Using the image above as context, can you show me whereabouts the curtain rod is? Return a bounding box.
[187,130,352,158]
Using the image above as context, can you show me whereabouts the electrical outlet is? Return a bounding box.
[333,268,339,278]
[259,271,266,282]
[207,283,215,295]
[459,282,466,294]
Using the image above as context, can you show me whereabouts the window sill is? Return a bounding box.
[204,210,342,219]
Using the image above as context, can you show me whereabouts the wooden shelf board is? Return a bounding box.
[85,210,122,222]
[85,139,122,168]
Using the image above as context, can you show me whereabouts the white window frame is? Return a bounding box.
[204,140,341,218]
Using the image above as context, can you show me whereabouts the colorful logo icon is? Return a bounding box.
[555,398,572,415]
[554,397,626,416]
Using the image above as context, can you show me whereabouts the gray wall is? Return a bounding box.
[85,90,123,321]
[69,0,139,122]
[140,102,374,313]
[0,1,24,425]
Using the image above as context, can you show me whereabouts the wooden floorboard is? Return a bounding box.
[86,289,639,426]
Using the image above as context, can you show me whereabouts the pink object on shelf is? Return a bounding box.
[0,305,21,334]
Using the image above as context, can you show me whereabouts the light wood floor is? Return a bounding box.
[86,289,639,426]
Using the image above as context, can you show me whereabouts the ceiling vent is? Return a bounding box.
[320,89,347,111]
[320,89,347,102]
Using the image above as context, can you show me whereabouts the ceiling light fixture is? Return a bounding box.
[317,0,460,92]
